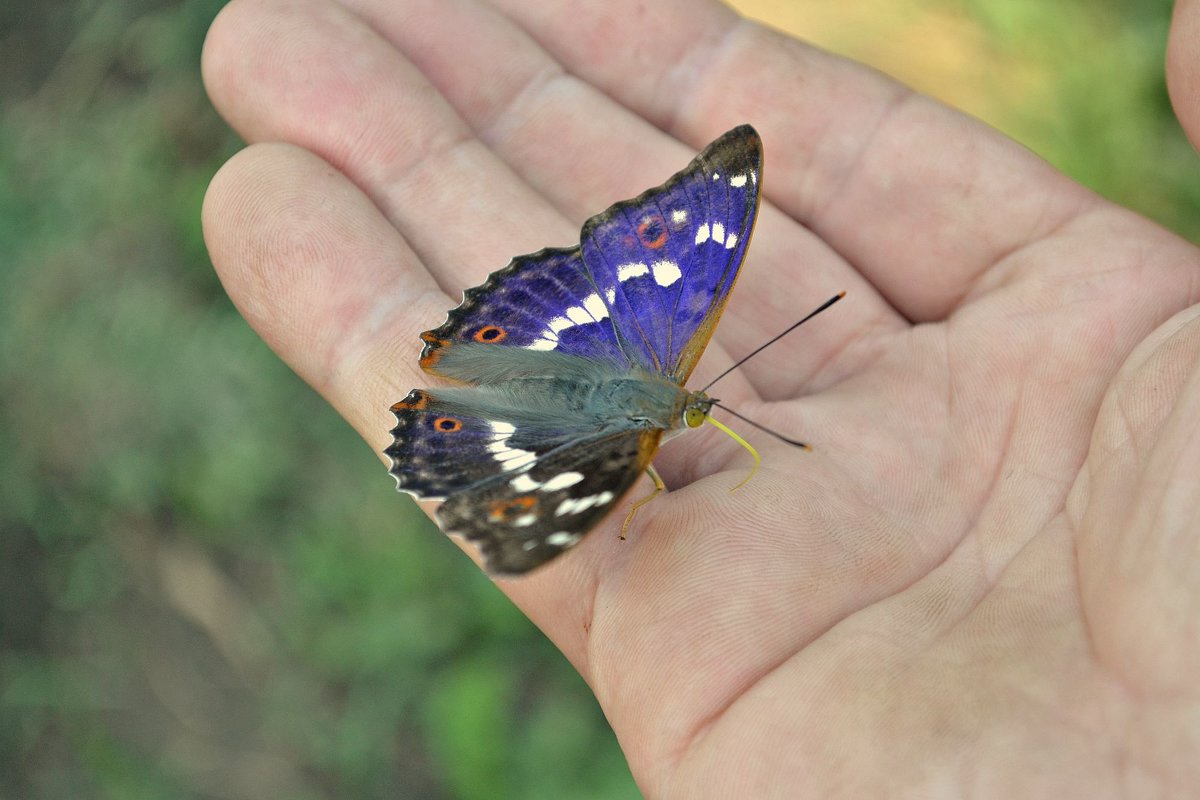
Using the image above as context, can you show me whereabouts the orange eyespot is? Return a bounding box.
[433,416,463,432]
[473,325,508,343]
[488,495,537,522]
[636,215,668,249]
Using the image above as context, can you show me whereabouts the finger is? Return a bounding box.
[338,0,889,399]
[1168,0,1200,151]
[203,0,578,297]
[202,143,441,448]
[203,142,620,664]
[201,2,766,656]
[483,0,1101,321]
[1076,305,1200,694]
[203,0,795,404]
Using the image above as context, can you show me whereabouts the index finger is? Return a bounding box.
[486,0,1100,321]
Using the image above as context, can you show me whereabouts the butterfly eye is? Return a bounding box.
[684,407,706,428]
[473,325,508,343]
[433,416,463,433]
[636,215,668,249]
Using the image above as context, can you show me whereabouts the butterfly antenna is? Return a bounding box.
[712,402,812,450]
[701,292,846,392]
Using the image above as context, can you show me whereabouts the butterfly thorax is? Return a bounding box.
[591,374,705,434]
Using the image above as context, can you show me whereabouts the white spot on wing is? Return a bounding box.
[617,262,650,282]
[555,497,587,516]
[510,474,541,492]
[501,451,536,471]
[547,531,581,547]
[566,306,593,325]
[652,259,682,287]
[541,471,584,492]
[671,209,688,224]
[712,222,726,245]
[512,513,537,527]
[725,232,738,249]
[535,294,613,345]
[489,421,537,471]
[583,293,608,319]
[695,223,710,245]
[605,287,616,303]
[555,490,617,517]
[730,173,748,188]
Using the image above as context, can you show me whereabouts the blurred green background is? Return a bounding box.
[0,1,1194,798]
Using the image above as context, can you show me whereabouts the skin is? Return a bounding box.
[201,0,1200,796]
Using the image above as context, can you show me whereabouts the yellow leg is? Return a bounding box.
[620,464,666,539]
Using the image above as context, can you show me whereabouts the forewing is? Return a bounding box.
[418,247,634,378]
[437,429,662,576]
[417,126,762,385]
[578,125,762,381]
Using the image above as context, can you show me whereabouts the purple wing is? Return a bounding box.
[579,125,762,380]
[418,125,762,383]
[419,247,633,375]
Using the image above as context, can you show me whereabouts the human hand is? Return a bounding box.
[202,0,1200,794]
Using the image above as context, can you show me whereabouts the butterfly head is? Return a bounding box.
[683,391,715,429]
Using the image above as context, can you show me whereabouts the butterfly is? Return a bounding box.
[386,125,763,576]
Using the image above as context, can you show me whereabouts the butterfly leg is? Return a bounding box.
[620,465,666,539]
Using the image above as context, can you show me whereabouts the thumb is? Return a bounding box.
[1167,0,1200,151]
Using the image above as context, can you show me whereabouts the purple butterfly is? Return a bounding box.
[386,125,763,575]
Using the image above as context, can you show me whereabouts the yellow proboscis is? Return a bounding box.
[704,415,760,490]
[621,414,765,538]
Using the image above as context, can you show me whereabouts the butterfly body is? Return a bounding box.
[387,125,763,575]
[430,343,706,435]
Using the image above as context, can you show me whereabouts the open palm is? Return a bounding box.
[202,0,1200,795]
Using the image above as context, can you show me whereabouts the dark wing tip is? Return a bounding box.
[703,124,763,172]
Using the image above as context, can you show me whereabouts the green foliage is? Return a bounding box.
[0,1,635,797]
[961,0,1200,239]
[0,0,1195,798]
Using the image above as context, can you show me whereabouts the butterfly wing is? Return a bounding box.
[418,247,636,376]
[389,126,762,574]
[417,125,762,383]
[386,387,597,499]
[385,388,660,575]
[579,124,762,381]
[438,428,661,575]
